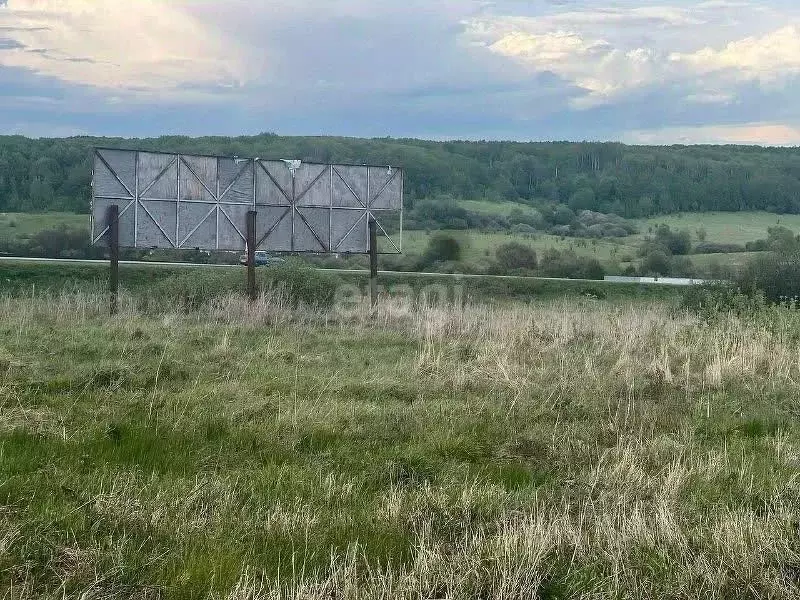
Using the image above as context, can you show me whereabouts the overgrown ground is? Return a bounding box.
[0,213,86,243]
[0,210,782,275]
[3,284,800,598]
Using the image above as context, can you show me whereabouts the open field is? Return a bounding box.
[0,210,791,276]
[401,229,765,276]
[459,199,542,217]
[457,203,800,246]
[690,251,764,271]
[401,229,629,263]
[635,211,800,245]
[0,212,87,242]
[3,281,800,598]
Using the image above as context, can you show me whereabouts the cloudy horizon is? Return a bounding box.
[1,0,799,145]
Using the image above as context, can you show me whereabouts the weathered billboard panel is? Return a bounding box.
[91,149,402,253]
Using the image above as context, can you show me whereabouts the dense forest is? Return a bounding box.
[1,133,800,216]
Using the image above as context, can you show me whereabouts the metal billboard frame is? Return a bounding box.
[90,147,403,313]
[91,147,403,255]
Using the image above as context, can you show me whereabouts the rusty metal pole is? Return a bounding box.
[246,210,257,302]
[369,218,378,308]
[107,204,119,316]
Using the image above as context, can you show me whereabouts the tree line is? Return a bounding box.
[2,133,800,216]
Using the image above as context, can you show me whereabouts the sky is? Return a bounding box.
[1,0,800,145]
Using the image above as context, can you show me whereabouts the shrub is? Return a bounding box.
[420,233,462,267]
[653,225,692,255]
[738,252,800,304]
[146,271,241,310]
[260,261,339,307]
[693,242,746,255]
[540,248,604,280]
[681,283,766,319]
[552,205,575,226]
[510,223,537,236]
[493,242,537,274]
[145,261,338,309]
[670,256,697,278]
[641,249,672,276]
[745,239,770,252]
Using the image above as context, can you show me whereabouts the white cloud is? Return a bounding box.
[0,0,251,93]
[671,26,800,82]
[465,3,800,108]
[467,23,663,106]
[1,0,800,145]
[624,122,800,145]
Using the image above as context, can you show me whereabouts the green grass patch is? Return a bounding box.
[635,211,800,245]
[2,288,800,596]
[0,211,87,242]
[401,229,630,264]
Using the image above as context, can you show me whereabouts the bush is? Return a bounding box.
[585,223,629,238]
[745,239,770,252]
[146,271,241,310]
[0,225,100,259]
[510,223,537,236]
[693,242,746,255]
[552,205,575,226]
[681,283,766,319]
[539,248,604,280]
[493,242,537,274]
[260,261,339,307]
[420,233,462,267]
[739,252,800,304]
[670,256,697,278]
[145,261,339,309]
[654,225,692,255]
[641,249,672,276]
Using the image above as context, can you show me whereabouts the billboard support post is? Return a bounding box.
[369,217,378,308]
[107,204,119,316]
[246,210,257,302]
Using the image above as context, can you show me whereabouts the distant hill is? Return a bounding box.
[1,133,799,217]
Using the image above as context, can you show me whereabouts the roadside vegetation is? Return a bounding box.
[3,209,794,282]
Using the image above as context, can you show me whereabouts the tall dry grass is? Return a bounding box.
[4,290,800,598]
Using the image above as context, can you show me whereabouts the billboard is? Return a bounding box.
[91,148,403,253]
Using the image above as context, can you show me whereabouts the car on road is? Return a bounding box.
[239,250,284,266]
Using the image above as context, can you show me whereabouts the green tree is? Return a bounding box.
[654,225,692,255]
[642,249,672,276]
[553,205,575,226]
[568,187,596,212]
[766,226,800,254]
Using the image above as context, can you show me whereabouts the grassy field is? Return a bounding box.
[459,199,542,217]
[0,209,792,277]
[402,230,629,264]
[4,209,800,251]
[0,212,87,241]
[3,282,800,598]
[690,251,763,271]
[636,211,800,245]
[456,202,800,246]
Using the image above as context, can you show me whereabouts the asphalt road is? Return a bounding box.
[0,255,686,286]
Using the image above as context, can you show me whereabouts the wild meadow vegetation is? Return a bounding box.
[4,265,800,598]
[0,208,789,281]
